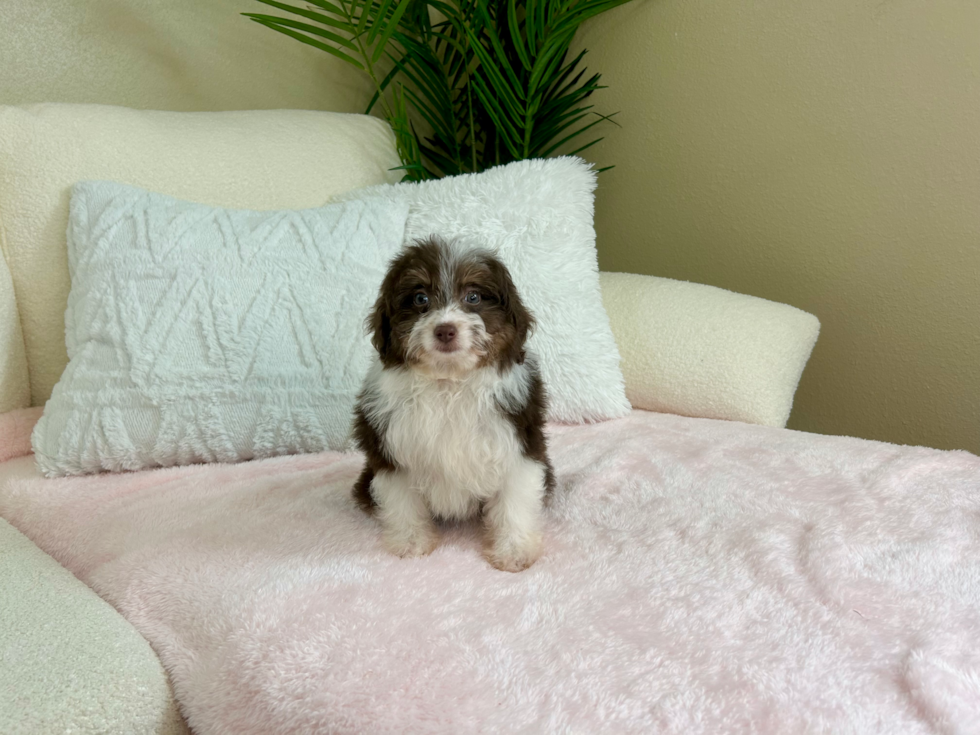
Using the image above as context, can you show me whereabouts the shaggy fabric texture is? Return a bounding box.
[599,272,820,427]
[0,104,402,408]
[32,182,409,476]
[0,517,187,735]
[337,157,631,423]
[2,409,979,734]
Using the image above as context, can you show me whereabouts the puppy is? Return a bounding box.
[351,237,555,572]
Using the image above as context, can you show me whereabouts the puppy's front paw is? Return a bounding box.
[384,527,440,558]
[485,534,542,573]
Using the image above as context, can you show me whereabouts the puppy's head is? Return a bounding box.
[368,237,533,377]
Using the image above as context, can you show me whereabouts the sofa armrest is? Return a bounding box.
[0,513,188,734]
[600,272,820,428]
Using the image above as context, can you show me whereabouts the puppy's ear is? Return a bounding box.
[493,260,534,365]
[367,289,395,364]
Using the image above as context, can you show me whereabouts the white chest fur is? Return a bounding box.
[361,360,531,519]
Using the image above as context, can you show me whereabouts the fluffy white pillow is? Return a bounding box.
[336,157,631,423]
[32,181,409,477]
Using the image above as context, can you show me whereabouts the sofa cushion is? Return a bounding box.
[0,103,402,407]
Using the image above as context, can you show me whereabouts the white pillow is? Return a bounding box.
[32,181,409,477]
[600,272,820,427]
[336,157,631,423]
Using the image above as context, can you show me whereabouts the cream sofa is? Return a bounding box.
[0,103,821,734]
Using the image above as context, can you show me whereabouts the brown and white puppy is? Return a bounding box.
[351,237,555,572]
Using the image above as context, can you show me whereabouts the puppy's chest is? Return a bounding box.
[383,381,519,483]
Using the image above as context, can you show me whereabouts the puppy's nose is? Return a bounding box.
[434,323,458,343]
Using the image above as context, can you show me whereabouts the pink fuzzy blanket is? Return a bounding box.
[1,410,979,734]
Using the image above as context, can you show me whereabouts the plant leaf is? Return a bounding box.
[302,0,349,15]
[249,0,350,31]
[367,0,396,44]
[371,0,415,61]
[470,75,522,157]
[507,0,532,71]
[539,111,617,157]
[247,17,364,67]
[243,14,357,48]
[564,136,604,158]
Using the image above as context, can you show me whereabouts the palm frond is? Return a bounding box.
[245,0,631,177]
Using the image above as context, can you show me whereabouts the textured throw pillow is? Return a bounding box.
[336,156,631,423]
[32,181,409,477]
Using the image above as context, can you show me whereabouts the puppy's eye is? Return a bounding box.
[464,291,481,305]
[413,292,429,307]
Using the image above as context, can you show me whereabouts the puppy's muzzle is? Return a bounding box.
[434,322,460,352]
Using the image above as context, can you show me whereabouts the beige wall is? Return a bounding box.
[572,0,980,453]
[0,0,373,112]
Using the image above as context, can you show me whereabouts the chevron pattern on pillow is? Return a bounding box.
[32,181,409,476]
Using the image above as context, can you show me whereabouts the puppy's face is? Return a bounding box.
[369,238,533,377]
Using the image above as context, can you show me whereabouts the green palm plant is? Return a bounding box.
[244,0,633,180]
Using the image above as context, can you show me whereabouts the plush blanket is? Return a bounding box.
[1,409,978,734]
